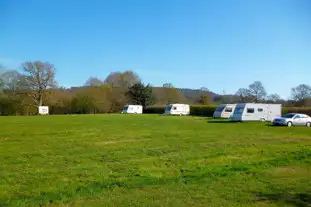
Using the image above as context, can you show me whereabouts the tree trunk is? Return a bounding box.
[38,94,43,107]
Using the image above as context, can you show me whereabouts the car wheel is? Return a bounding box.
[306,122,311,127]
[287,121,292,127]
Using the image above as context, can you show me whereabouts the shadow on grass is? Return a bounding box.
[207,120,240,124]
[266,125,285,127]
[255,192,311,207]
[266,123,300,128]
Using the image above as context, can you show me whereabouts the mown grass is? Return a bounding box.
[0,114,310,207]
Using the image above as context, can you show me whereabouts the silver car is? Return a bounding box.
[272,113,311,127]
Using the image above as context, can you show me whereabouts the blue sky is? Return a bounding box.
[1,0,310,99]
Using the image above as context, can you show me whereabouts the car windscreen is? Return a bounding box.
[283,113,295,118]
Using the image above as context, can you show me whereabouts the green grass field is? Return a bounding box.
[0,115,310,207]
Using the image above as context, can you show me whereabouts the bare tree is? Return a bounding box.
[266,93,281,103]
[0,78,3,93]
[104,72,121,87]
[0,66,5,92]
[200,87,209,92]
[84,77,104,86]
[121,71,141,88]
[104,70,141,109]
[0,64,5,73]
[20,61,57,108]
[0,70,21,92]
[248,81,267,102]
[163,83,174,88]
[291,84,311,101]
[104,71,140,88]
[235,88,252,102]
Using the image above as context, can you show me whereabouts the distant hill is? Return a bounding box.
[178,88,217,103]
[179,88,239,104]
[66,86,238,104]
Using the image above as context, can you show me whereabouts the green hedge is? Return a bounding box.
[145,105,311,117]
[283,107,311,116]
[144,105,217,116]
[144,106,166,114]
[190,105,217,116]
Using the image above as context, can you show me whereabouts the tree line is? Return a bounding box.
[235,81,311,106]
[0,61,310,115]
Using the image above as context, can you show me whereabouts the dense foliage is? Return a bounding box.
[1,61,311,115]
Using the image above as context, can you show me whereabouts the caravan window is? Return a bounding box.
[123,106,129,111]
[258,108,263,112]
[247,108,254,113]
[225,107,232,112]
[165,105,172,111]
[234,107,244,114]
[216,106,225,112]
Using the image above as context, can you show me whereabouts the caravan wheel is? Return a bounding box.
[260,118,265,122]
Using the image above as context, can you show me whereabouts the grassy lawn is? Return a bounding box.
[0,114,310,207]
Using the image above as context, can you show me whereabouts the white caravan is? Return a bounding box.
[164,104,190,116]
[230,103,282,122]
[38,106,49,115]
[213,104,237,119]
[121,105,143,114]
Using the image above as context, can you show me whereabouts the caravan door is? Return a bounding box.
[256,105,267,120]
[265,105,272,121]
[260,105,276,121]
[266,104,281,121]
